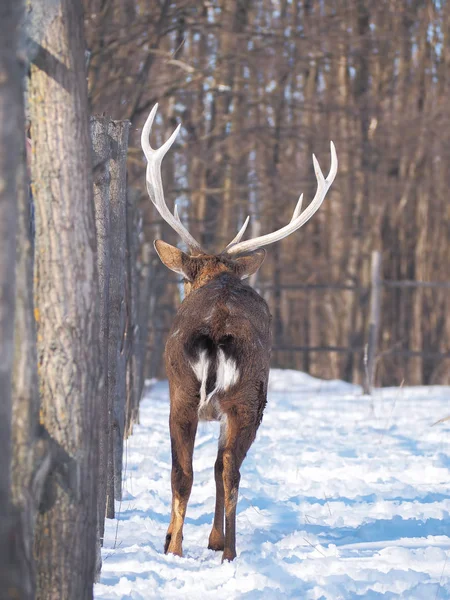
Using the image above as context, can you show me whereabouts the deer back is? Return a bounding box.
[165,273,272,420]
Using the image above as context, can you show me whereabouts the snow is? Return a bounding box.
[95,370,450,599]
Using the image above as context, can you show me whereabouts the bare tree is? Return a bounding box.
[11,156,50,599]
[28,0,102,597]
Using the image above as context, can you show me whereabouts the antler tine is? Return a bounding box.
[291,194,303,222]
[225,142,337,255]
[224,196,300,253]
[224,215,250,251]
[142,104,204,254]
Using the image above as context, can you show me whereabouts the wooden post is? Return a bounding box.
[138,243,154,397]
[125,190,142,438]
[90,116,112,537]
[148,266,168,379]
[364,250,382,394]
[107,119,130,503]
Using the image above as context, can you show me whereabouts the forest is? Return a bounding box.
[86,0,450,387]
[0,0,449,598]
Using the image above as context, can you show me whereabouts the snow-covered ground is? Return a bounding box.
[95,370,450,599]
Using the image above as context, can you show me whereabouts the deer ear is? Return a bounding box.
[233,249,266,280]
[154,240,192,279]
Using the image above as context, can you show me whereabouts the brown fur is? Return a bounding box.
[156,241,271,561]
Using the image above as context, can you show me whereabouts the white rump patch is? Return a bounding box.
[191,349,240,415]
[191,351,209,409]
[216,349,239,392]
[206,349,239,403]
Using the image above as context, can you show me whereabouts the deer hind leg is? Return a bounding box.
[221,412,256,562]
[208,419,227,551]
[164,408,198,557]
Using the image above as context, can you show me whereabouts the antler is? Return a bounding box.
[224,143,338,255]
[141,104,204,254]
[224,215,250,250]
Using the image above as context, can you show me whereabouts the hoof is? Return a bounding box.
[221,549,236,562]
[208,528,225,551]
[208,540,225,551]
[164,533,183,556]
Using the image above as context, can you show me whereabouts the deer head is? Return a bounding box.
[141,103,337,293]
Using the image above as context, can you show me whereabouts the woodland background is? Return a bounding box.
[85,0,450,387]
[1,1,449,598]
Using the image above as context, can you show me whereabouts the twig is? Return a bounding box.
[302,537,327,557]
[435,553,448,599]
[432,415,450,426]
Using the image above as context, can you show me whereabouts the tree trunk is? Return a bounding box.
[0,0,22,596]
[11,132,51,599]
[29,1,102,598]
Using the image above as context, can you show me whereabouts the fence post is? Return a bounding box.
[138,243,154,399]
[107,119,130,503]
[364,250,382,394]
[90,116,112,538]
[125,189,142,438]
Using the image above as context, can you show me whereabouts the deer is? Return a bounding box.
[141,104,337,562]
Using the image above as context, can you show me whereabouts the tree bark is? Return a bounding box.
[11,132,51,600]
[0,0,22,596]
[29,1,102,598]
